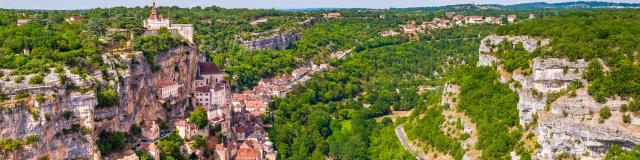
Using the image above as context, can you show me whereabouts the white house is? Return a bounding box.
[158,80,182,99]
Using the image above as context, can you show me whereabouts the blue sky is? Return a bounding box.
[1,0,638,10]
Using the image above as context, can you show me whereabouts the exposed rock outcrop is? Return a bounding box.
[0,45,199,159]
[242,33,300,50]
[537,88,639,159]
[478,35,640,159]
[477,35,550,66]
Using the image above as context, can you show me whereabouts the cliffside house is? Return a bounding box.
[175,119,207,139]
[64,15,83,23]
[322,12,341,18]
[508,15,516,23]
[143,1,194,43]
[16,19,30,26]
[158,80,182,99]
[194,62,224,88]
[194,82,230,107]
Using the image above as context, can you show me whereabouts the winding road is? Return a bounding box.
[395,124,426,160]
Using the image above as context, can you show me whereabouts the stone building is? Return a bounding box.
[157,80,182,99]
[143,1,194,43]
[193,62,224,88]
[64,15,83,23]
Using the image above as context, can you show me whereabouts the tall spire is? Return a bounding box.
[149,0,159,20]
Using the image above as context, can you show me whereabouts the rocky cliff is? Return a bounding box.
[0,45,199,159]
[241,32,300,50]
[478,35,640,159]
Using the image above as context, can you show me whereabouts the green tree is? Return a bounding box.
[156,131,184,159]
[190,135,206,149]
[188,107,208,129]
[97,131,126,155]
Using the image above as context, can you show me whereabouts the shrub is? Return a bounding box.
[97,89,119,108]
[130,124,142,136]
[62,111,74,120]
[14,76,25,83]
[15,92,29,99]
[35,93,45,103]
[622,114,631,124]
[29,74,44,85]
[97,131,126,155]
[599,106,611,120]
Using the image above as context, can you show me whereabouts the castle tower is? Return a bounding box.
[149,0,159,20]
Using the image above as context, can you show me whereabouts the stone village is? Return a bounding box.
[132,2,332,160]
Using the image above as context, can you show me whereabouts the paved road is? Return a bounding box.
[395,124,425,160]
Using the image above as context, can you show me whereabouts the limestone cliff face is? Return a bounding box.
[0,45,199,159]
[242,33,300,50]
[0,73,98,159]
[478,35,640,159]
[94,45,198,135]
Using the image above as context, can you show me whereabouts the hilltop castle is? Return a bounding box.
[143,1,194,43]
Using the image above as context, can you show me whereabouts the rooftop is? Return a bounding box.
[157,80,178,88]
[237,148,260,158]
[198,62,223,75]
[194,86,211,93]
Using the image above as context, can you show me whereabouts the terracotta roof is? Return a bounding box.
[237,148,260,158]
[195,86,211,93]
[236,126,246,134]
[198,62,223,75]
[158,80,177,88]
[233,93,247,101]
[175,119,188,127]
[246,101,266,109]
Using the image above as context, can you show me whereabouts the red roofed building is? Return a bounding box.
[236,148,262,160]
[466,16,484,24]
[245,100,267,113]
[214,143,230,160]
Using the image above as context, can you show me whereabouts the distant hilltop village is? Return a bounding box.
[143,1,194,43]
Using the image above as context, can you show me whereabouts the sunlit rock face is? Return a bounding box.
[479,35,640,160]
[242,33,300,50]
[0,45,199,159]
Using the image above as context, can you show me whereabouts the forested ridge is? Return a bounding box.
[1,4,640,160]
